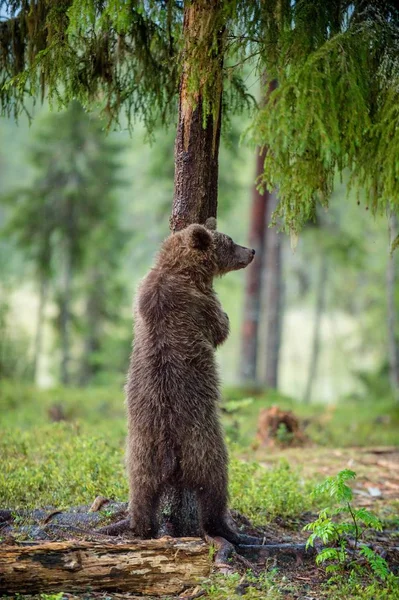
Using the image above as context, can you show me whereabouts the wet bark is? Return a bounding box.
[170,1,224,232]
[262,193,283,389]
[240,148,268,384]
[303,256,328,403]
[387,213,399,398]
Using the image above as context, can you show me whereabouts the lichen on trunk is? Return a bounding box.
[164,0,226,537]
[170,0,225,233]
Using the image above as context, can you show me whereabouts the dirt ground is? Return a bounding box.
[252,445,399,507]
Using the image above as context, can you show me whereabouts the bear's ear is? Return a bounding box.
[205,217,217,231]
[188,224,212,251]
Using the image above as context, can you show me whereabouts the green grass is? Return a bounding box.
[1,382,398,599]
[321,575,399,600]
[229,458,317,524]
[200,571,283,600]
[1,382,398,513]
[0,423,128,509]
[190,571,399,600]
[0,422,320,518]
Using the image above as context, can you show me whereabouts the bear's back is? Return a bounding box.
[126,268,218,426]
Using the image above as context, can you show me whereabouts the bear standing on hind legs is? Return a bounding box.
[125,217,255,543]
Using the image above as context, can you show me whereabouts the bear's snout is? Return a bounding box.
[234,245,255,270]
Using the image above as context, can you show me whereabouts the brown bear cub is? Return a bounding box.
[125,218,255,542]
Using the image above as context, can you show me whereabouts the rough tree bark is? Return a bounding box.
[303,256,328,404]
[240,147,268,384]
[170,0,224,232]
[387,213,399,398]
[162,0,226,538]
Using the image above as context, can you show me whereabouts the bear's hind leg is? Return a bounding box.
[197,483,242,544]
[129,482,161,539]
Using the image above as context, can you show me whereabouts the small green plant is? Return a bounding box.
[305,469,391,581]
[202,570,282,600]
[275,422,294,445]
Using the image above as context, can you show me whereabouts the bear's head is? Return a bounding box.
[158,219,255,282]
[197,217,255,276]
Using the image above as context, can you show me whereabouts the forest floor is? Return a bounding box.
[1,383,399,599]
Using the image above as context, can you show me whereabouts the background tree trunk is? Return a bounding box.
[170,1,224,232]
[387,213,399,398]
[303,256,328,403]
[240,78,277,386]
[165,0,226,537]
[33,275,47,383]
[60,244,72,386]
[80,268,102,386]
[240,148,268,384]
[262,193,283,389]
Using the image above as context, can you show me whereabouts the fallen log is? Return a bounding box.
[0,538,210,596]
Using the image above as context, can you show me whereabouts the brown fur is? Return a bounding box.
[125,218,254,540]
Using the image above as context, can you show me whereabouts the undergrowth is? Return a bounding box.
[0,421,318,519]
[229,458,317,524]
[306,470,394,580]
[0,423,128,509]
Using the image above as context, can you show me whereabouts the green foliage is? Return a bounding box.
[1,101,128,384]
[0,422,127,509]
[0,0,181,130]
[323,575,399,600]
[229,458,314,525]
[252,3,399,232]
[0,380,126,429]
[5,100,124,273]
[3,2,399,231]
[201,570,282,600]
[305,470,392,582]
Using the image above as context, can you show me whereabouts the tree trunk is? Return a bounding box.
[170,0,224,232]
[239,148,268,385]
[163,0,226,537]
[60,242,72,385]
[240,78,278,386]
[80,268,102,386]
[32,275,47,383]
[387,213,399,398]
[0,539,210,596]
[303,256,328,403]
[262,193,283,389]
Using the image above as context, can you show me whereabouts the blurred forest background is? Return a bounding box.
[0,98,397,406]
